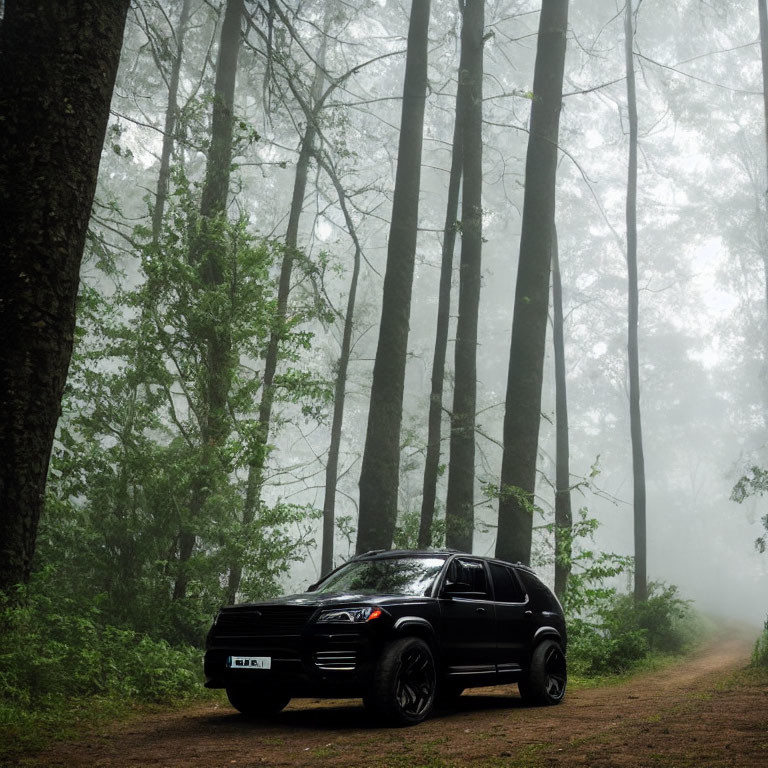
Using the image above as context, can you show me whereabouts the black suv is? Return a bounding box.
[204,549,567,725]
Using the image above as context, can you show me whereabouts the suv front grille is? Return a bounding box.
[314,650,357,671]
[215,606,316,638]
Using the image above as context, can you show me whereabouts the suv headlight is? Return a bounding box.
[316,607,382,623]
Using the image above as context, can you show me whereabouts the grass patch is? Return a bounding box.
[568,649,689,691]
[0,690,218,765]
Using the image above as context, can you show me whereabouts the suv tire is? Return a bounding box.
[365,637,436,725]
[518,639,567,706]
[226,685,290,716]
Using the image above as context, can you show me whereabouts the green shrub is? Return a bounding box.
[752,618,768,668]
[568,582,695,676]
[0,573,203,710]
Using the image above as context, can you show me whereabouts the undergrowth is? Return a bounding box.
[751,618,768,667]
[0,573,209,761]
[566,582,702,677]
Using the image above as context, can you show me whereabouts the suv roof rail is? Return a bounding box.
[353,549,389,559]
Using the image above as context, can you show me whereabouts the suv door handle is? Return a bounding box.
[524,610,533,616]
[476,607,486,614]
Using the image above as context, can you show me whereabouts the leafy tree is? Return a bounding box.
[173,0,245,602]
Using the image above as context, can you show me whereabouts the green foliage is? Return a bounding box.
[752,618,768,668]
[0,573,207,761]
[39,164,330,645]
[0,573,203,708]
[568,583,695,675]
[730,466,768,553]
[393,506,446,550]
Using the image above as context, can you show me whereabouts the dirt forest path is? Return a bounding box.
[27,636,768,768]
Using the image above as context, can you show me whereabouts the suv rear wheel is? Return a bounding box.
[518,639,567,706]
[226,685,290,717]
[365,637,436,725]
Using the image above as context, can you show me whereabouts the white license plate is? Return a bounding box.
[227,655,271,670]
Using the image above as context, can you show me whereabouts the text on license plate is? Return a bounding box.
[227,655,271,669]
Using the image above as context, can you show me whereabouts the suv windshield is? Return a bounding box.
[314,556,446,596]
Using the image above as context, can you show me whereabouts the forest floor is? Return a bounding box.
[17,636,768,768]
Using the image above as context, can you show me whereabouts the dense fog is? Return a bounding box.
[8,0,768,628]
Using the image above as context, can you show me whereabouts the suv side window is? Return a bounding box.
[489,562,526,603]
[515,568,557,609]
[447,558,492,600]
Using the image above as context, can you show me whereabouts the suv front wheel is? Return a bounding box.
[365,637,436,725]
[518,639,567,706]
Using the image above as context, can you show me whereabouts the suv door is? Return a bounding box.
[488,561,529,679]
[438,557,496,682]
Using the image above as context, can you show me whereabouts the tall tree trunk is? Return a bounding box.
[625,1,647,603]
[0,0,130,593]
[445,0,484,553]
[152,0,193,243]
[417,9,467,551]
[551,226,572,601]
[496,0,569,565]
[356,0,431,554]
[318,157,362,575]
[226,24,327,603]
[173,0,244,602]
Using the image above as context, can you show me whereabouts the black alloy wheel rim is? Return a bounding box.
[543,645,567,700]
[395,646,435,717]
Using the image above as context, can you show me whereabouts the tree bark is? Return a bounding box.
[496,0,568,565]
[551,226,572,601]
[445,0,484,553]
[0,0,130,593]
[417,6,467,551]
[173,0,244,602]
[356,0,431,554]
[625,0,647,603]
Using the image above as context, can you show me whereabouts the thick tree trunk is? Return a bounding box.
[173,0,244,602]
[625,1,647,603]
[356,0,431,554]
[152,0,193,242]
[496,0,568,565]
[417,8,467,551]
[551,227,572,601]
[445,0,484,553]
[0,1,130,593]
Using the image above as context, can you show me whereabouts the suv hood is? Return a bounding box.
[223,592,433,610]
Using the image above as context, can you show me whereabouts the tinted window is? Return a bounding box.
[314,557,445,596]
[515,568,556,609]
[489,562,526,603]
[446,558,491,600]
